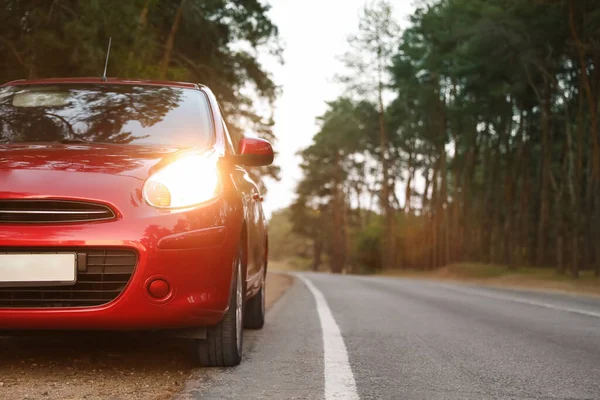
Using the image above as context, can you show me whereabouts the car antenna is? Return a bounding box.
[101,37,112,82]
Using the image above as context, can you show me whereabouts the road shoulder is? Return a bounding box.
[379,266,600,298]
[265,271,293,309]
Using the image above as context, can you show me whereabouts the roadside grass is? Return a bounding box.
[380,263,600,296]
[269,257,315,272]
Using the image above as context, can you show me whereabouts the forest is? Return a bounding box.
[276,0,600,277]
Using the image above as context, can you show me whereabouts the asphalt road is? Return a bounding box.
[177,273,600,400]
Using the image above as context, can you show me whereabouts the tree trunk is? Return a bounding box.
[127,0,151,73]
[312,239,322,272]
[505,110,526,269]
[451,169,461,263]
[422,166,431,212]
[536,80,552,267]
[519,159,532,265]
[438,147,447,267]
[160,0,187,80]
[405,150,414,213]
[378,87,395,269]
[494,103,512,265]
[557,228,564,274]
[570,1,600,178]
[330,151,346,273]
[462,124,480,261]
[430,159,440,269]
[488,134,502,264]
[437,89,449,267]
[479,130,499,264]
[569,1,600,275]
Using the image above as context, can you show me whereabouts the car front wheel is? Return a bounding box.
[193,247,244,367]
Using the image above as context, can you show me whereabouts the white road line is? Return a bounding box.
[296,274,359,400]
[435,283,600,319]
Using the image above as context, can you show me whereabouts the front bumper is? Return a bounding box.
[0,197,243,331]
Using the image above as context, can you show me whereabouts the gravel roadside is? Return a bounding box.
[0,272,292,400]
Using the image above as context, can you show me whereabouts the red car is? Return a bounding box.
[0,78,273,367]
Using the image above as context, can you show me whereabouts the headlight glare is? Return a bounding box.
[143,154,220,208]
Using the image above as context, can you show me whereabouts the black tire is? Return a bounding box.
[244,276,265,329]
[193,249,244,367]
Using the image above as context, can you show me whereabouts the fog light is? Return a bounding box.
[148,279,170,299]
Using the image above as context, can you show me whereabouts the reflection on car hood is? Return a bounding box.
[0,143,185,180]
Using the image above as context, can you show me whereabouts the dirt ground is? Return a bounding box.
[0,272,293,400]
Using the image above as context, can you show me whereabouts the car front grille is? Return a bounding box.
[0,200,116,224]
[0,249,137,308]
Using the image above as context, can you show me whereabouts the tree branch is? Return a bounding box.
[0,36,28,71]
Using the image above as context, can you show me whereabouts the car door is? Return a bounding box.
[246,175,263,279]
[219,119,262,284]
[255,189,267,272]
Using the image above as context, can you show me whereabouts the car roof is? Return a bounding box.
[1,77,200,89]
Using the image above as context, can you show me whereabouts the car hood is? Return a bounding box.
[0,143,186,180]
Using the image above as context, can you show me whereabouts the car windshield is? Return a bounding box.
[0,84,213,148]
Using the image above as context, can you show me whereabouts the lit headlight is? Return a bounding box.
[143,153,220,209]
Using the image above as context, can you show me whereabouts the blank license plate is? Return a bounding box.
[0,253,76,287]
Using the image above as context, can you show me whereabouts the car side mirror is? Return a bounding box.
[228,137,274,167]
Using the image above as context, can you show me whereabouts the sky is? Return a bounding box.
[260,0,416,218]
